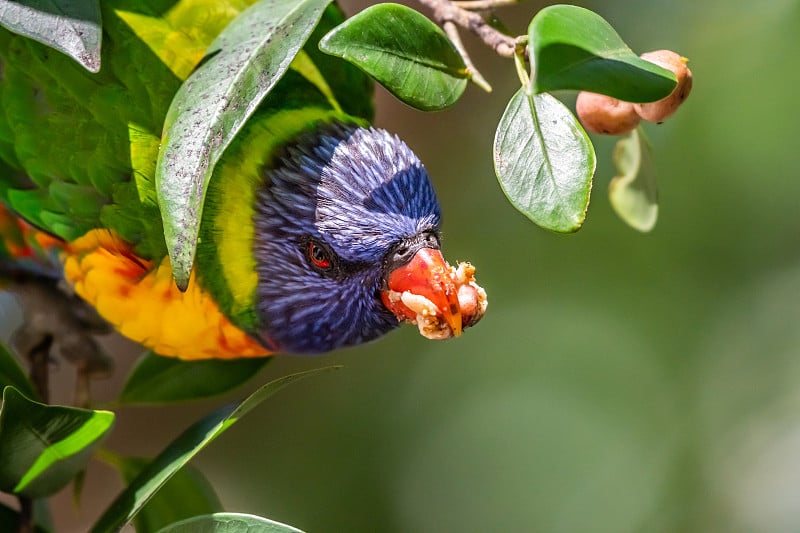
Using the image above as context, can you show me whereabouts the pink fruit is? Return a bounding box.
[576,91,641,135]
[634,50,693,123]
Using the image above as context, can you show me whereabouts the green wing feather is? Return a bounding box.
[0,1,187,258]
[0,0,372,265]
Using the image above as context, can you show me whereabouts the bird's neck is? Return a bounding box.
[194,106,364,337]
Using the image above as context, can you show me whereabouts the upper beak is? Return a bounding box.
[380,247,463,337]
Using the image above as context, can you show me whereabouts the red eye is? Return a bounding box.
[308,241,332,270]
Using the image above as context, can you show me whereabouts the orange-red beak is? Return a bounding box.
[381,247,465,338]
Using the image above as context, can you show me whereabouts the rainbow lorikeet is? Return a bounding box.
[0,0,486,360]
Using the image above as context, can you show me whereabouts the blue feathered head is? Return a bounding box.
[253,123,483,354]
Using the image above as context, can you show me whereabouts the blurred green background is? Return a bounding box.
[24,0,800,531]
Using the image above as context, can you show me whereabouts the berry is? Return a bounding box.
[634,50,693,123]
[576,91,641,135]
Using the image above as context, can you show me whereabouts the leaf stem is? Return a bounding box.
[416,0,524,58]
[514,48,530,87]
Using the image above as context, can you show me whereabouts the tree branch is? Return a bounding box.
[28,336,52,404]
[452,0,520,10]
[442,21,492,92]
[416,0,524,58]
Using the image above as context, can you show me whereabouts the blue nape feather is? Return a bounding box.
[253,123,442,354]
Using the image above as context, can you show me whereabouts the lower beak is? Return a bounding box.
[381,247,463,337]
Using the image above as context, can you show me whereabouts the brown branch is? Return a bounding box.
[442,21,492,92]
[416,0,523,58]
[28,336,52,404]
[452,0,520,9]
[74,366,91,409]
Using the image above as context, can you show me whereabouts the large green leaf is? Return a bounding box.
[493,89,595,233]
[0,340,38,400]
[303,4,375,121]
[119,352,270,405]
[529,4,676,102]
[100,453,222,533]
[156,0,332,289]
[157,513,305,533]
[0,386,114,498]
[319,3,468,111]
[0,0,101,72]
[609,127,658,232]
[92,366,340,533]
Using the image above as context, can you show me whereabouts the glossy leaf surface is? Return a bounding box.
[156,0,332,289]
[102,453,222,533]
[92,367,339,533]
[494,89,595,233]
[157,512,305,533]
[303,4,375,121]
[0,0,101,72]
[529,4,676,102]
[609,128,658,232]
[319,3,467,110]
[0,386,114,498]
[119,352,270,405]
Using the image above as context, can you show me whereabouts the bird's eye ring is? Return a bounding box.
[307,241,332,271]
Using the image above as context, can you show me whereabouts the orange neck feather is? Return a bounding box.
[63,230,271,360]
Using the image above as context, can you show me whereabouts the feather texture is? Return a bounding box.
[253,123,442,353]
[0,1,480,359]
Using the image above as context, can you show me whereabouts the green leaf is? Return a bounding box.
[0,0,101,73]
[319,3,468,111]
[493,89,595,233]
[529,4,676,102]
[156,0,332,289]
[99,453,222,533]
[119,352,270,405]
[157,513,305,533]
[609,127,658,232]
[91,366,340,533]
[0,340,38,400]
[303,4,375,121]
[0,386,114,498]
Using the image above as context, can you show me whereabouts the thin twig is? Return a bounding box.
[28,337,52,404]
[443,21,492,92]
[452,0,519,9]
[74,366,91,409]
[416,0,524,58]
[17,497,33,533]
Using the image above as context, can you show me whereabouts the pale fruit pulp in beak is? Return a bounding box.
[381,247,487,340]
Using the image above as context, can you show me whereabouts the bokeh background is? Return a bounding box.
[5,0,800,531]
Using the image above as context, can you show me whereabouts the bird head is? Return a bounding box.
[253,123,486,354]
